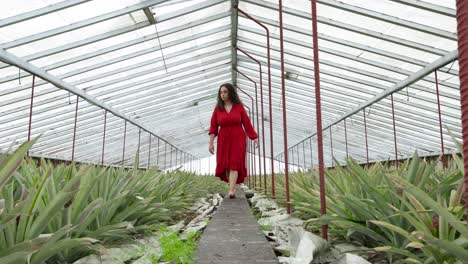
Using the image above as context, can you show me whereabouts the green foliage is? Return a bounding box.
[0,139,225,263]
[266,152,467,263]
[158,227,200,264]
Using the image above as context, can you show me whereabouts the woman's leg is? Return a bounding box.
[229,170,238,194]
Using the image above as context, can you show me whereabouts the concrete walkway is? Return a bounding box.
[194,187,279,264]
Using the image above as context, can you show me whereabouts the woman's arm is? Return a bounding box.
[208,107,218,154]
[240,104,258,140]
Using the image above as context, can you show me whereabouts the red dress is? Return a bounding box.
[208,103,258,184]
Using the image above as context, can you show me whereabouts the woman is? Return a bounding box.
[208,83,258,198]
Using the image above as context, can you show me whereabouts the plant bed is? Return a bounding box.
[0,138,227,264]
[242,149,467,263]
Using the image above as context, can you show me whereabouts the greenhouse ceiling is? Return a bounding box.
[0,0,462,169]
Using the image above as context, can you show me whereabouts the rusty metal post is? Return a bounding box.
[279,0,291,214]
[310,0,328,239]
[435,70,446,168]
[236,7,275,199]
[27,75,36,157]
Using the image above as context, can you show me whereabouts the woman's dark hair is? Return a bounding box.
[216,83,242,110]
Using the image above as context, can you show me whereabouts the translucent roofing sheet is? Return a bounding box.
[0,0,462,168]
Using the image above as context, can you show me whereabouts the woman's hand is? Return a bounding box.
[209,142,215,154]
[253,138,259,148]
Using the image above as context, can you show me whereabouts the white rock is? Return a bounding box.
[296,232,327,264]
[255,199,279,211]
[288,227,305,254]
[278,256,291,264]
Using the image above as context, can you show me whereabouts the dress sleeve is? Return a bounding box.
[240,104,258,140]
[208,107,219,137]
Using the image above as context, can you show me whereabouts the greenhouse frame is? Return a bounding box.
[1,0,468,262]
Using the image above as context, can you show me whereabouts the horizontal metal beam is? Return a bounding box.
[1,31,231,107]
[1,0,170,49]
[27,73,230,154]
[387,0,456,17]
[239,23,459,89]
[288,50,459,150]
[0,56,231,137]
[318,0,457,40]
[0,10,230,71]
[242,0,448,55]
[0,48,187,154]
[236,46,462,122]
[0,0,92,28]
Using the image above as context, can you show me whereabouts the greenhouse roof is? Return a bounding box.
[0,0,461,169]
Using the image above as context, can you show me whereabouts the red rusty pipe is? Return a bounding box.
[455,0,468,223]
[27,75,36,157]
[435,70,446,168]
[236,68,262,189]
[236,7,275,199]
[310,0,328,239]
[237,47,268,195]
[236,83,256,189]
[279,0,291,215]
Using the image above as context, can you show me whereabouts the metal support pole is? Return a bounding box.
[455,0,468,222]
[303,141,306,169]
[279,0,291,215]
[291,149,295,169]
[310,0,328,240]
[122,120,127,165]
[71,95,79,161]
[310,137,314,169]
[138,127,141,168]
[236,7,275,199]
[390,94,399,168]
[157,137,160,168]
[170,146,172,170]
[236,47,267,195]
[27,75,36,156]
[296,145,300,169]
[330,128,334,167]
[164,141,167,170]
[236,69,262,190]
[236,86,256,188]
[344,119,349,160]
[435,70,446,168]
[148,133,151,169]
[101,110,107,166]
[363,110,369,165]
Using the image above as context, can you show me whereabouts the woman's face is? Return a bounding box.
[220,86,230,102]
